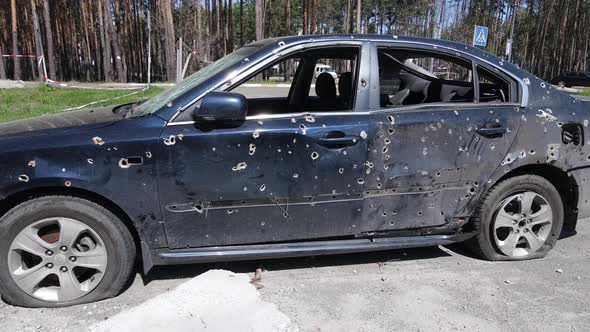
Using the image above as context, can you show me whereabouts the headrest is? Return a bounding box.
[338,72,352,98]
[315,72,336,99]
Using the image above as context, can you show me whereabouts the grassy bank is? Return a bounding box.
[0,86,163,123]
[581,88,590,97]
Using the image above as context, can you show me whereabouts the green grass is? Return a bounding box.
[581,88,590,97]
[0,86,164,123]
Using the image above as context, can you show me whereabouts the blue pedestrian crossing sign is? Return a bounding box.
[473,26,488,47]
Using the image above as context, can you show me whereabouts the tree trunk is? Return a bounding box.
[255,0,264,41]
[303,0,308,34]
[356,0,361,33]
[105,0,127,82]
[310,0,317,34]
[228,0,233,52]
[239,0,244,46]
[98,0,112,81]
[285,0,290,35]
[11,0,21,80]
[30,0,45,80]
[162,0,176,81]
[196,0,202,62]
[41,0,56,79]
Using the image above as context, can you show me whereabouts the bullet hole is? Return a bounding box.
[299,124,307,135]
[387,115,395,124]
[146,152,152,158]
[392,210,398,215]
[360,130,367,139]
[65,181,72,187]
[382,212,387,217]
[26,160,36,168]
[257,121,264,126]
[227,209,235,214]
[388,128,395,135]
[423,147,428,155]
[293,173,299,178]
[92,136,105,145]
[536,109,557,122]
[87,158,94,164]
[291,118,296,123]
[384,155,390,161]
[232,162,247,171]
[377,183,382,189]
[540,82,546,88]
[243,187,248,191]
[357,178,365,185]
[164,135,176,146]
[119,158,130,169]
[428,203,434,208]
[177,134,184,140]
[382,147,388,154]
[436,171,441,177]
[252,131,260,139]
[499,61,504,66]
[249,143,256,155]
[311,151,319,160]
[305,115,316,123]
[283,212,289,218]
[194,204,204,213]
[384,138,391,145]
[260,184,266,191]
[18,174,29,183]
[469,187,475,193]
[453,110,459,116]
[490,143,495,150]
[418,211,423,216]
[338,168,344,174]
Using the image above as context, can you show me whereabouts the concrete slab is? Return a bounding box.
[0,80,25,89]
[90,270,297,332]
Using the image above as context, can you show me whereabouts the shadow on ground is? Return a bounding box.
[142,245,459,284]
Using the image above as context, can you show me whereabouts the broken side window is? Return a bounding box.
[476,66,511,103]
[377,48,475,108]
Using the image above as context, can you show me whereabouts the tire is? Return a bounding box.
[557,81,566,88]
[0,196,136,307]
[468,175,564,261]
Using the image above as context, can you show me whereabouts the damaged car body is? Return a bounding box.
[0,34,589,307]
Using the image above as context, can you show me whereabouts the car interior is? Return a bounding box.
[231,46,359,116]
[378,48,511,107]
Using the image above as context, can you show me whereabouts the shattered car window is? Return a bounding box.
[129,45,261,118]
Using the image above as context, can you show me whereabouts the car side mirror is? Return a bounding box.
[193,91,247,129]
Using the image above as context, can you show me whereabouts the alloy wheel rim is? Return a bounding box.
[492,191,553,258]
[8,217,107,302]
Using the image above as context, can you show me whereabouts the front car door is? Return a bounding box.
[156,41,374,249]
[357,41,524,234]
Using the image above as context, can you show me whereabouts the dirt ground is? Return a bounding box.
[1,220,589,331]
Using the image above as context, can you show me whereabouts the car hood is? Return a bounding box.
[0,106,124,139]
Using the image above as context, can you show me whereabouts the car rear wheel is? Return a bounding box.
[469,175,563,261]
[0,196,136,307]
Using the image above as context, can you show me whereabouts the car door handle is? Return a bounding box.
[316,132,360,148]
[476,126,507,138]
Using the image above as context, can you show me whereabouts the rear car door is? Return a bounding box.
[156,42,373,249]
[358,43,523,233]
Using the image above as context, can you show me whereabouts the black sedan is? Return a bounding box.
[551,71,590,88]
[1,34,589,307]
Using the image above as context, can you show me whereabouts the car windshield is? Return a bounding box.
[129,45,261,117]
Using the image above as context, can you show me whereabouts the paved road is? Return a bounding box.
[1,220,589,331]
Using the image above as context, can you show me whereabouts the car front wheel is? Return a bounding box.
[0,196,136,307]
[469,175,564,261]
